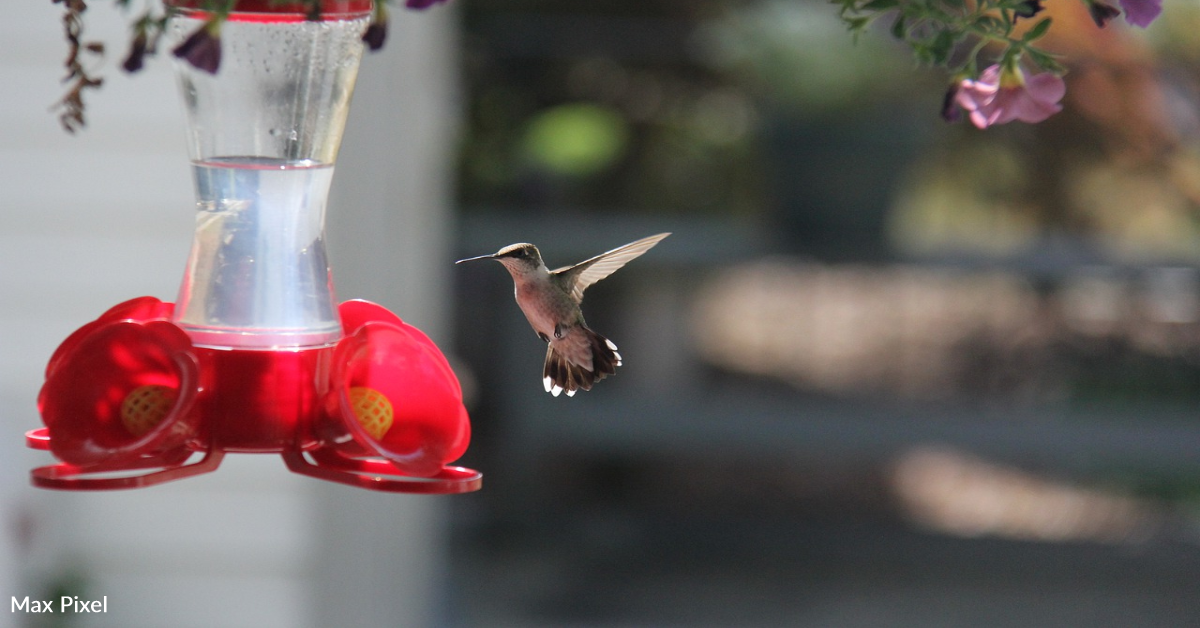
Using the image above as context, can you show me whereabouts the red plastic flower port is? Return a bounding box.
[282,300,479,493]
[30,297,479,493]
[322,300,471,477]
[44,296,176,382]
[37,302,203,469]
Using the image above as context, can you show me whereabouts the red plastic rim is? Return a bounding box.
[25,428,51,450]
[168,0,373,21]
[29,450,225,491]
[283,450,482,494]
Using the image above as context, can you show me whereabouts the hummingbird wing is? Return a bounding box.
[552,232,670,303]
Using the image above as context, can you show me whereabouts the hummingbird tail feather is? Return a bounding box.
[543,327,620,397]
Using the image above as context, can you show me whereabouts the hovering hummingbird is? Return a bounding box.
[456,232,671,397]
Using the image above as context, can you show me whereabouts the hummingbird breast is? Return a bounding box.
[514,281,576,340]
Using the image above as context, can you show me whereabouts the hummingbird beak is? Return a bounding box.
[454,253,498,264]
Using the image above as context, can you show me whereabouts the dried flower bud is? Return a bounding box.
[941,84,962,123]
[123,31,148,73]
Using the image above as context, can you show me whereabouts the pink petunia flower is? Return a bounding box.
[1118,0,1163,27]
[955,64,1066,129]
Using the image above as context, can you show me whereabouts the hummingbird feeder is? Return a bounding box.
[25,0,481,493]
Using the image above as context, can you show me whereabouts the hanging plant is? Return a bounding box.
[50,0,449,132]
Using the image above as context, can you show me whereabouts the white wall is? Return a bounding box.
[0,3,460,626]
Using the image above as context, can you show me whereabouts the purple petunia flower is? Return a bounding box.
[956,64,1065,129]
[364,1,392,51]
[173,21,222,75]
[1088,0,1122,27]
[1118,0,1163,27]
[362,21,388,50]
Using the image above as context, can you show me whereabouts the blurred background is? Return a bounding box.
[448,0,1200,625]
[5,0,1200,626]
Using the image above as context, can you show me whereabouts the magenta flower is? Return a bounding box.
[955,64,1065,129]
[1118,0,1162,27]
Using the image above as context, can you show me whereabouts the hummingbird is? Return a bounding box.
[456,232,670,397]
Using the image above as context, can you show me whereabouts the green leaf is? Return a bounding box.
[1025,46,1066,73]
[862,0,901,10]
[973,15,1002,32]
[891,14,908,39]
[1022,17,1052,42]
[928,29,957,64]
[843,16,871,32]
[833,0,859,13]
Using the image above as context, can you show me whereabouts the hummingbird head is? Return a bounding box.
[455,243,545,276]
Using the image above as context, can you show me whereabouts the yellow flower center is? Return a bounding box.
[998,65,1026,90]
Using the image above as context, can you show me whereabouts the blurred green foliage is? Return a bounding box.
[456,0,929,218]
[458,0,1200,266]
